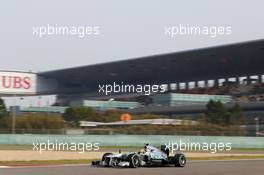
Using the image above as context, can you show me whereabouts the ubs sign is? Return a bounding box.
[0,71,37,95]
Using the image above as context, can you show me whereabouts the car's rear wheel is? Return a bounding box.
[109,157,119,167]
[128,154,141,168]
[102,153,113,167]
[174,154,186,167]
[102,153,113,161]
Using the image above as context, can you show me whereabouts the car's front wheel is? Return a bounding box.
[128,154,141,168]
[174,154,186,167]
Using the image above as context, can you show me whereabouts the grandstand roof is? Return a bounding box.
[39,39,264,92]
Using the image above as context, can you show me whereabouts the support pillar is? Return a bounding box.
[214,79,219,87]
[235,77,240,85]
[246,76,251,85]
[175,83,178,91]
[194,81,198,88]
[167,84,171,92]
[204,80,208,88]
[258,75,262,84]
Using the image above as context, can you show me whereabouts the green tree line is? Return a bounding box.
[204,100,245,126]
[0,97,246,135]
[0,98,64,130]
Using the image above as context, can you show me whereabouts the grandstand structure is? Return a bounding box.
[38,39,264,97]
[1,39,264,131]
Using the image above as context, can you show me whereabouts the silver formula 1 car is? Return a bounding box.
[92,144,186,168]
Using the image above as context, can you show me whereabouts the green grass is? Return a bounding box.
[0,145,32,150]
[231,148,264,151]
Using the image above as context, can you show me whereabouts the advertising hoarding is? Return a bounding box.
[0,71,37,95]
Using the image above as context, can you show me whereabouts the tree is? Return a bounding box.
[205,100,227,125]
[205,100,246,126]
[63,107,99,126]
[0,98,8,119]
[0,98,9,128]
[230,103,245,125]
[102,109,122,122]
[14,113,64,130]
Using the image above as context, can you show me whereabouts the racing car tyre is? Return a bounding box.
[102,153,113,161]
[128,154,141,168]
[174,154,186,167]
[102,153,113,167]
[161,145,169,157]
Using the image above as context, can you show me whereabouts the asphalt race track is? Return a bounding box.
[0,160,263,175]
